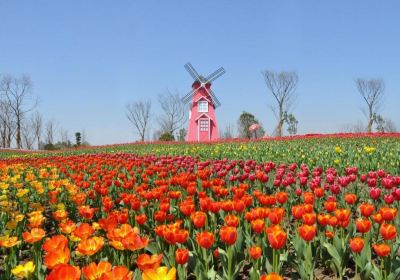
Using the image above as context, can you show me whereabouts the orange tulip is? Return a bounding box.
[344,193,357,204]
[291,205,304,220]
[359,203,375,217]
[225,214,240,227]
[380,223,397,240]
[260,272,284,280]
[43,235,68,253]
[136,254,163,271]
[267,226,287,250]
[135,214,147,225]
[46,264,81,280]
[325,231,334,239]
[78,205,96,220]
[82,261,112,280]
[335,209,351,222]
[314,188,325,198]
[191,211,207,228]
[298,224,317,242]
[22,228,46,244]
[373,243,391,258]
[302,213,316,225]
[324,201,337,213]
[53,210,69,221]
[249,246,262,260]
[60,219,77,234]
[28,211,45,228]
[76,236,104,256]
[99,266,133,280]
[372,213,383,224]
[196,231,215,249]
[220,226,237,245]
[317,214,330,227]
[107,224,135,241]
[379,207,397,222]
[44,247,71,269]
[349,237,364,253]
[0,236,21,248]
[72,223,94,240]
[355,218,372,234]
[174,229,189,244]
[251,219,265,234]
[175,248,189,265]
[268,208,285,225]
[121,232,149,251]
[276,192,288,204]
[303,192,314,204]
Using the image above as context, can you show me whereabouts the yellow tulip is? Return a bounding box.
[16,189,29,198]
[11,261,35,279]
[142,266,176,280]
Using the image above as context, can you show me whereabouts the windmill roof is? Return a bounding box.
[195,113,214,122]
[194,96,212,103]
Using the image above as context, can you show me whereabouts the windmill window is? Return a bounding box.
[198,101,208,113]
[199,119,209,131]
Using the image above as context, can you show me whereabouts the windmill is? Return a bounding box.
[181,63,225,141]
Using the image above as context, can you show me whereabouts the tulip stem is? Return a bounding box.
[354,254,358,278]
[227,245,234,279]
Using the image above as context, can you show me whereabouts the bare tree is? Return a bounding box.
[222,123,235,139]
[31,111,43,150]
[60,127,69,144]
[158,90,186,135]
[385,119,397,132]
[126,100,151,141]
[355,79,385,133]
[0,100,15,148]
[340,120,366,133]
[262,71,298,137]
[45,119,57,145]
[22,122,35,150]
[0,75,37,149]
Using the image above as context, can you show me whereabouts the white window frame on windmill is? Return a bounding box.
[197,101,208,113]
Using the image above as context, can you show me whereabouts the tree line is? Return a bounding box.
[126,70,397,141]
[0,74,89,150]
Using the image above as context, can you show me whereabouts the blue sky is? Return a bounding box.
[1,1,399,144]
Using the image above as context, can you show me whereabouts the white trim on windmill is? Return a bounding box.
[195,113,213,121]
[194,96,212,104]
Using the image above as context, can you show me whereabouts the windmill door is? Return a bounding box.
[198,118,210,141]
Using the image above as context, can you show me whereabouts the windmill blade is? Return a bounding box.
[203,87,221,108]
[181,89,195,104]
[185,63,202,81]
[209,89,221,107]
[181,85,202,104]
[205,67,225,83]
[205,67,225,84]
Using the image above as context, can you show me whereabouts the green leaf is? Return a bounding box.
[145,243,159,255]
[207,268,217,280]
[371,265,383,280]
[135,268,143,280]
[324,243,342,276]
[388,266,400,280]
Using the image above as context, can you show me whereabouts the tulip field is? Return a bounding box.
[0,134,400,280]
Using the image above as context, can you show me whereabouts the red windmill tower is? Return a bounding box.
[181,63,225,141]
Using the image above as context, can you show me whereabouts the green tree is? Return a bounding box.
[237,111,265,139]
[286,113,298,136]
[75,132,81,147]
[177,128,187,141]
[159,132,175,141]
